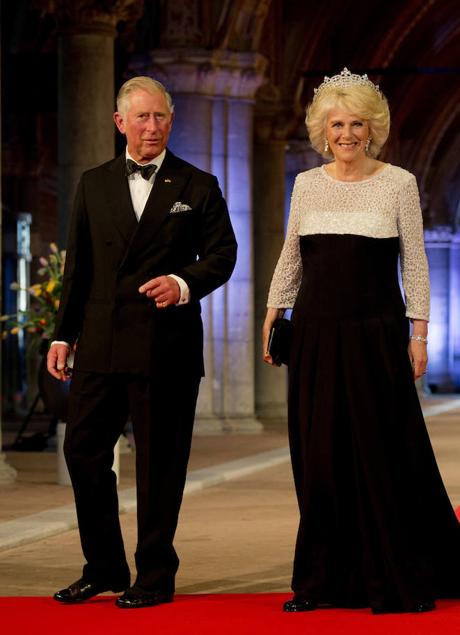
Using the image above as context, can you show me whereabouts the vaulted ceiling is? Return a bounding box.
[2,0,460,228]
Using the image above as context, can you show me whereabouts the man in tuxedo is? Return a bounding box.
[47,76,237,608]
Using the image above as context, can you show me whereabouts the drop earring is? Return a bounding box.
[324,139,329,153]
[365,137,371,153]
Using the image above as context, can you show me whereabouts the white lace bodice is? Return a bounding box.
[267,164,430,320]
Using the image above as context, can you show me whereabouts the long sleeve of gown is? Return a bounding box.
[397,175,430,321]
[267,177,303,308]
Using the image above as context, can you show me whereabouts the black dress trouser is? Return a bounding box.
[64,369,201,592]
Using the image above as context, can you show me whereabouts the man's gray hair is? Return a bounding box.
[116,76,174,118]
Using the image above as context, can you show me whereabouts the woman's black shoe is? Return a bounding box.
[414,601,435,613]
[283,597,317,612]
[372,600,436,614]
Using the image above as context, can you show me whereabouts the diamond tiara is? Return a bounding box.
[313,67,381,101]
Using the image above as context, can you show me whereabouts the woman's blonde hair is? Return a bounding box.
[306,83,390,159]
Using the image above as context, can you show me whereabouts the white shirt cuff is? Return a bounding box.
[50,340,70,348]
[168,274,190,305]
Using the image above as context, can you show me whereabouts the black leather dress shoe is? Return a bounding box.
[116,587,174,609]
[54,578,127,603]
[283,596,318,612]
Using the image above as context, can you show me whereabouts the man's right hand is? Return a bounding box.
[47,343,71,381]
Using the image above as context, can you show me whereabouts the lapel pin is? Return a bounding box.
[164,178,172,183]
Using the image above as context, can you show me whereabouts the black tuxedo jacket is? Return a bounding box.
[54,149,237,377]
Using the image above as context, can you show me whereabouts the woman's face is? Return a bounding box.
[325,108,370,162]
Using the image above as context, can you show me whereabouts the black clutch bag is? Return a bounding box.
[268,317,292,366]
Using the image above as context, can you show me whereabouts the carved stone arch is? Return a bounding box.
[408,92,460,192]
[375,0,460,223]
[424,109,460,228]
[215,0,271,52]
[368,0,437,70]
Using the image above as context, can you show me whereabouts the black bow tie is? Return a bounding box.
[126,159,157,180]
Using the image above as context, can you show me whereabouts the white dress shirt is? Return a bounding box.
[126,148,164,221]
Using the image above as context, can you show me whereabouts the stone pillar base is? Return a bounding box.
[0,453,17,484]
[256,403,288,419]
[194,416,263,435]
[415,376,432,397]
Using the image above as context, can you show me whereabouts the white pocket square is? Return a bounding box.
[170,202,192,214]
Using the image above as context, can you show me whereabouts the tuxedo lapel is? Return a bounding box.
[126,150,191,256]
[103,154,138,243]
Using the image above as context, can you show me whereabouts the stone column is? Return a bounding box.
[253,129,287,419]
[449,232,460,389]
[0,43,18,483]
[424,226,456,392]
[253,137,321,419]
[224,97,258,430]
[40,0,143,245]
[128,49,267,432]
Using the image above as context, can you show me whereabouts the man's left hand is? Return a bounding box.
[139,275,180,309]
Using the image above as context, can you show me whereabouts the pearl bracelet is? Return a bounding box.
[410,335,428,344]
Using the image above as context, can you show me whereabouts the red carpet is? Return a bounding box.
[3,509,460,633]
[2,594,460,635]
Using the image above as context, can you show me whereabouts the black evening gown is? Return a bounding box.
[288,233,460,613]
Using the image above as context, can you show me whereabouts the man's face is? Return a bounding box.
[114,89,174,163]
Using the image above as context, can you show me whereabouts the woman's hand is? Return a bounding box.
[262,308,285,366]
[408,319,428,380]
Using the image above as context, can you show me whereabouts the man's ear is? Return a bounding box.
[113,112,125,134]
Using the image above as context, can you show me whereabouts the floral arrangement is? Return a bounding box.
[1,243,65,344]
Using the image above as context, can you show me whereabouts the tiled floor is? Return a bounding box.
[0,397,459,596]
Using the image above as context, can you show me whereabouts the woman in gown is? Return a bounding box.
[262,68,460,614]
